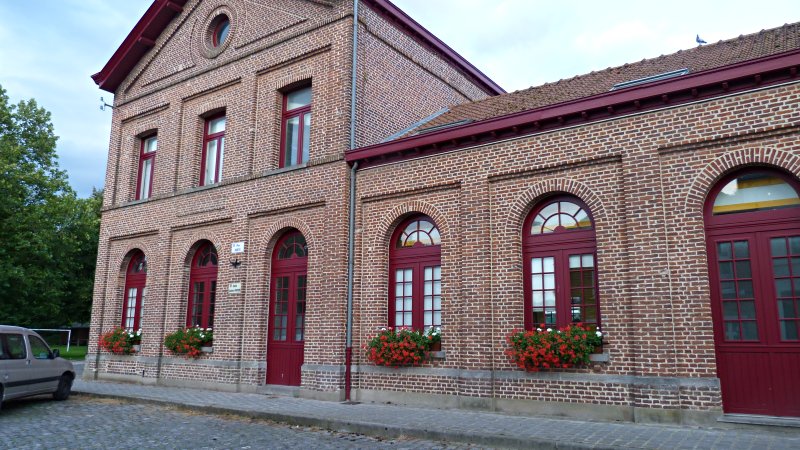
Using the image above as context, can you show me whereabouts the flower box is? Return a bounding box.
[505,324,604,371]
[164,327,214,358]
[365,328,441,367]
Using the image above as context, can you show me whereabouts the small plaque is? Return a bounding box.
[228,282,242,294]
[231,241,245,254]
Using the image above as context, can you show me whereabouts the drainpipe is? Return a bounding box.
[345,0,360,402]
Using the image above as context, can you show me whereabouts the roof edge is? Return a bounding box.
[92,0,189,93]
[362,0,505,96]
[346,49,800,166]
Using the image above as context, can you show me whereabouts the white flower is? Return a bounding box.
[536,328,542,332]
[595,331,603,337]
[207,328,213,331]
[546,328,552,332]
[556,330,561,333]
[136,330,142,336]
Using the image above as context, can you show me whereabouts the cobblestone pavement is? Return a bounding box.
[0,396,473,449]
[70,380,800,450]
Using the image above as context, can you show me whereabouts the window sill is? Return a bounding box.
[429,350,445,360]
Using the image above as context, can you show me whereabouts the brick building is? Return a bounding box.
[88,0,800,424]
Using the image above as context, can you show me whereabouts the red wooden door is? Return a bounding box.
[706,170,800,417]
[267,232,307,386]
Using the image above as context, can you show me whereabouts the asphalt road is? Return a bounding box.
[0,396,474,449]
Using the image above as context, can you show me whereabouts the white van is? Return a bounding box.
[0,325,75,410]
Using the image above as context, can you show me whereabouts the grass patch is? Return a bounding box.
[52,345,87,361]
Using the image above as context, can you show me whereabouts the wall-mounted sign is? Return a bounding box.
[231,241,245,254]
[228,282,242,294]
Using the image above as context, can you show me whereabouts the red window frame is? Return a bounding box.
[279,85,312,168]
[522,195,600,330]
[212,17,230,47]
[121,251,147,332]
[186,242,219,329]
[388,215,442,331]
[200,114,225,186]
[135,135,156,200]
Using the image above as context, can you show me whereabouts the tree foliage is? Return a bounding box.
[0,84,101,328]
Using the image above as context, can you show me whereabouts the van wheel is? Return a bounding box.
[53,374,73,401]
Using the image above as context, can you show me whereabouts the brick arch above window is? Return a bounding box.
[260,217,316,262]
[684,147,800,215]
[507,178,607,240]
[374,200,451,256]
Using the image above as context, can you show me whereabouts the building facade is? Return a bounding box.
[88,0,800,424]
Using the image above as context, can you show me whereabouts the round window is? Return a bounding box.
[212,17,230,47]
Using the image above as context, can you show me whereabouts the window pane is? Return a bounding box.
[718,261,734,279]
[284,116,300,166]
[29,336,50,360]
[734,241,749,259]
[713,172,800,215]
[139,158,152,199]
[723,301,739,320]
[735,260,751,279]
[560,201,579,216]
[302,113,311,163]
[144,136,157,153]
[741,322,758,340]
[717,242,732,260]
[204,140,218,184]
[724,321,740,340]
[781,321,799,340]
[774,258,790,277]
[6,334,26,359]
[739,301,756,319]
[287,86,312,110]
[776,279,793,297]
[581,254,594,267]
[532,258,542,273]
[772,238,788,257]
[208,116,226,134]
[778,300,796,318]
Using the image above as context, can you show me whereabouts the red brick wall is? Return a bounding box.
[88,0,493,394]
[349,82,800,415]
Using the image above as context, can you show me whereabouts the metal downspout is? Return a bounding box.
[345,0,359,402]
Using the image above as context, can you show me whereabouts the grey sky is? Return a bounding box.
[0,1,796,197]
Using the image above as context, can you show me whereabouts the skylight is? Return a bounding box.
[610,68,689,91]
[414,119,473,135]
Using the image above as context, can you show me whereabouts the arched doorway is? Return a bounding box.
[389,215,441,332]
[187,242,218,329]
[122,251,147,331]
[705,169,800,417]
[267,231,308,386]
[522,195,599,331]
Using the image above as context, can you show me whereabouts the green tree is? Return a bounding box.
[0,84,100,328]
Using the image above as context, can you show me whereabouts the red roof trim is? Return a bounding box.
[361,0,504,96]
[91,0,188,93]
[92,0,503,96]
[346,49,800,167]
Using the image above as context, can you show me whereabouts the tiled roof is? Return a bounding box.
[415,22,800,132]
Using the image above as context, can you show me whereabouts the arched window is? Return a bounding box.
[523,196,599,330]
[704,168,800,417]
[389,215,441,331]
[122,251,147,331]
[187,242,218,329]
